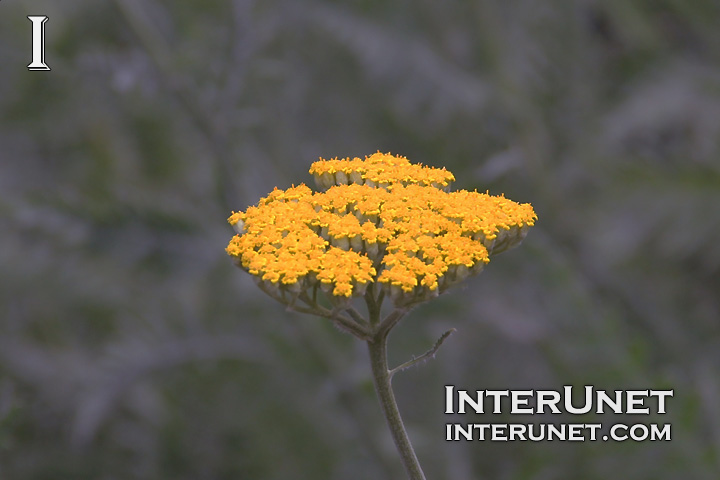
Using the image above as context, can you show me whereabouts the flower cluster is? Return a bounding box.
[227,152,536,306]
[309,151,455,190]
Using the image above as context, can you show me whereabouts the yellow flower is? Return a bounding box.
[309,152,455,190]
[227,152,536,306]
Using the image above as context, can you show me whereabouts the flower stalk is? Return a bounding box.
[367,311,427,480]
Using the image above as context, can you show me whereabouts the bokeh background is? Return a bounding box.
[1,1,719,479]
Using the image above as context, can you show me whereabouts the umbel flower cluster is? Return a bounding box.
[226,152,536,308]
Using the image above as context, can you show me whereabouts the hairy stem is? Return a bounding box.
[389,329,456,378]
[367,330,427,480]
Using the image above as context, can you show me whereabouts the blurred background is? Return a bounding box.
[1,0,719,479]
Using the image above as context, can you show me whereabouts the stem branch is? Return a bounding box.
[389,328,456,379]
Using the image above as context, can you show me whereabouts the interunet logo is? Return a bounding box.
[444,386,673,442]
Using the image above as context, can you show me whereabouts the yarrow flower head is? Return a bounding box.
[226,152,536,480]
[226,152,536,308]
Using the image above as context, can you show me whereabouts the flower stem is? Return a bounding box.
[367,331,427,480]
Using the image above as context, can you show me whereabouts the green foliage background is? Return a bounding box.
[1,1,719,479]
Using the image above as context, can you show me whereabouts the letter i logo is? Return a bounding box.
[27,15,51,71]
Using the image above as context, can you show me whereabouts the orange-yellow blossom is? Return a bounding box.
[227,153,536,305]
